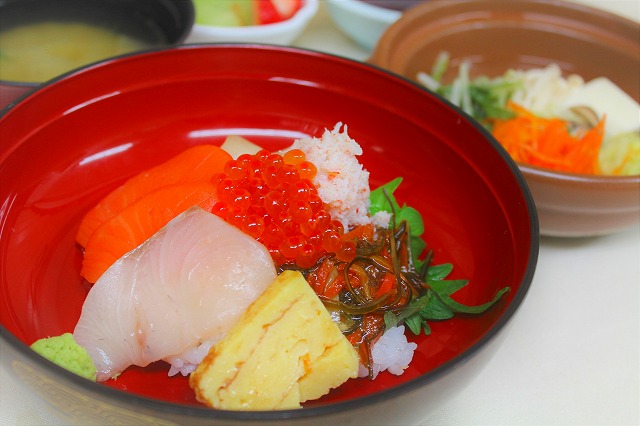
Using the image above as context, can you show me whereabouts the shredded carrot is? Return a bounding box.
[491,102,605,174]
[323,277,344,299]
[307,257,334,294]
[373,272,396,300]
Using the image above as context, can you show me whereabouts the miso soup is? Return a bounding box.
[0,21,152,83]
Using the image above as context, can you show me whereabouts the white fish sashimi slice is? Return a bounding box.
[73,206,277,382]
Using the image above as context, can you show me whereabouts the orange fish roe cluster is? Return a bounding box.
[211,149,357,268]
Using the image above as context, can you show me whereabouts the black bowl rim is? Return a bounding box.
[0,43,539,421]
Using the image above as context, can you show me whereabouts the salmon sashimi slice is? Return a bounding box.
[80,182,219,283]
[76,145,232,248]
[74,207,277,381]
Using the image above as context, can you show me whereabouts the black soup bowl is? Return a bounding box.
[0,0,194,108]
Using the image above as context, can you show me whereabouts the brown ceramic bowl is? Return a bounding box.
[370,0,640,237]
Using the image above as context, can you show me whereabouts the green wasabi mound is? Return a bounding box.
[30,333,97,381]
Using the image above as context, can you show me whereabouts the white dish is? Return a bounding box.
[186,0,318,45]
[325,0,401,51]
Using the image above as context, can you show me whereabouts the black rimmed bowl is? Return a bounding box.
[0,44,537,425]
[0,0,194,108]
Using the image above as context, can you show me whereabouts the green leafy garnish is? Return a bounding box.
[430,51,450,83]
[370,177,426,267]
[370,177,405,216]
[418,51,522,129]
[420,292,454,320]
[426,263,453,281]
[371,178,510,336]
[384,294,429,330]
[429,279,510,315]
[384,265,510,336]
[436,76,520,125]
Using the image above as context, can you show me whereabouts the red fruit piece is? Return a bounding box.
[271,0,302,19]
[256,0,302,25]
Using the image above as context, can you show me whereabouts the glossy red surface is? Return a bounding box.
[0,45,537,418]
[0,81,35,109]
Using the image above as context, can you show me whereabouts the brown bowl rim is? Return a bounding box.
[518,163,640,184]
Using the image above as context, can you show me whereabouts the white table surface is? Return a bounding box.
[1,1,639,425]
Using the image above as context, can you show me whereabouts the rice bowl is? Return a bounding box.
[0,44,537,424]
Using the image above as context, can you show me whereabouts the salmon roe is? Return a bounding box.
[211,149,354,268]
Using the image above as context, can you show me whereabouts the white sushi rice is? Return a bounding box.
[290,123,372,231]
[165,340,215,376]
[358,326,418,379]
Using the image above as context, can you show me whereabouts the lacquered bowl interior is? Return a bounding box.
[0,45,537,423]
[370,0,640,237]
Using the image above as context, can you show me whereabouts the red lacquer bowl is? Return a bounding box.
[0,45,538,425]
